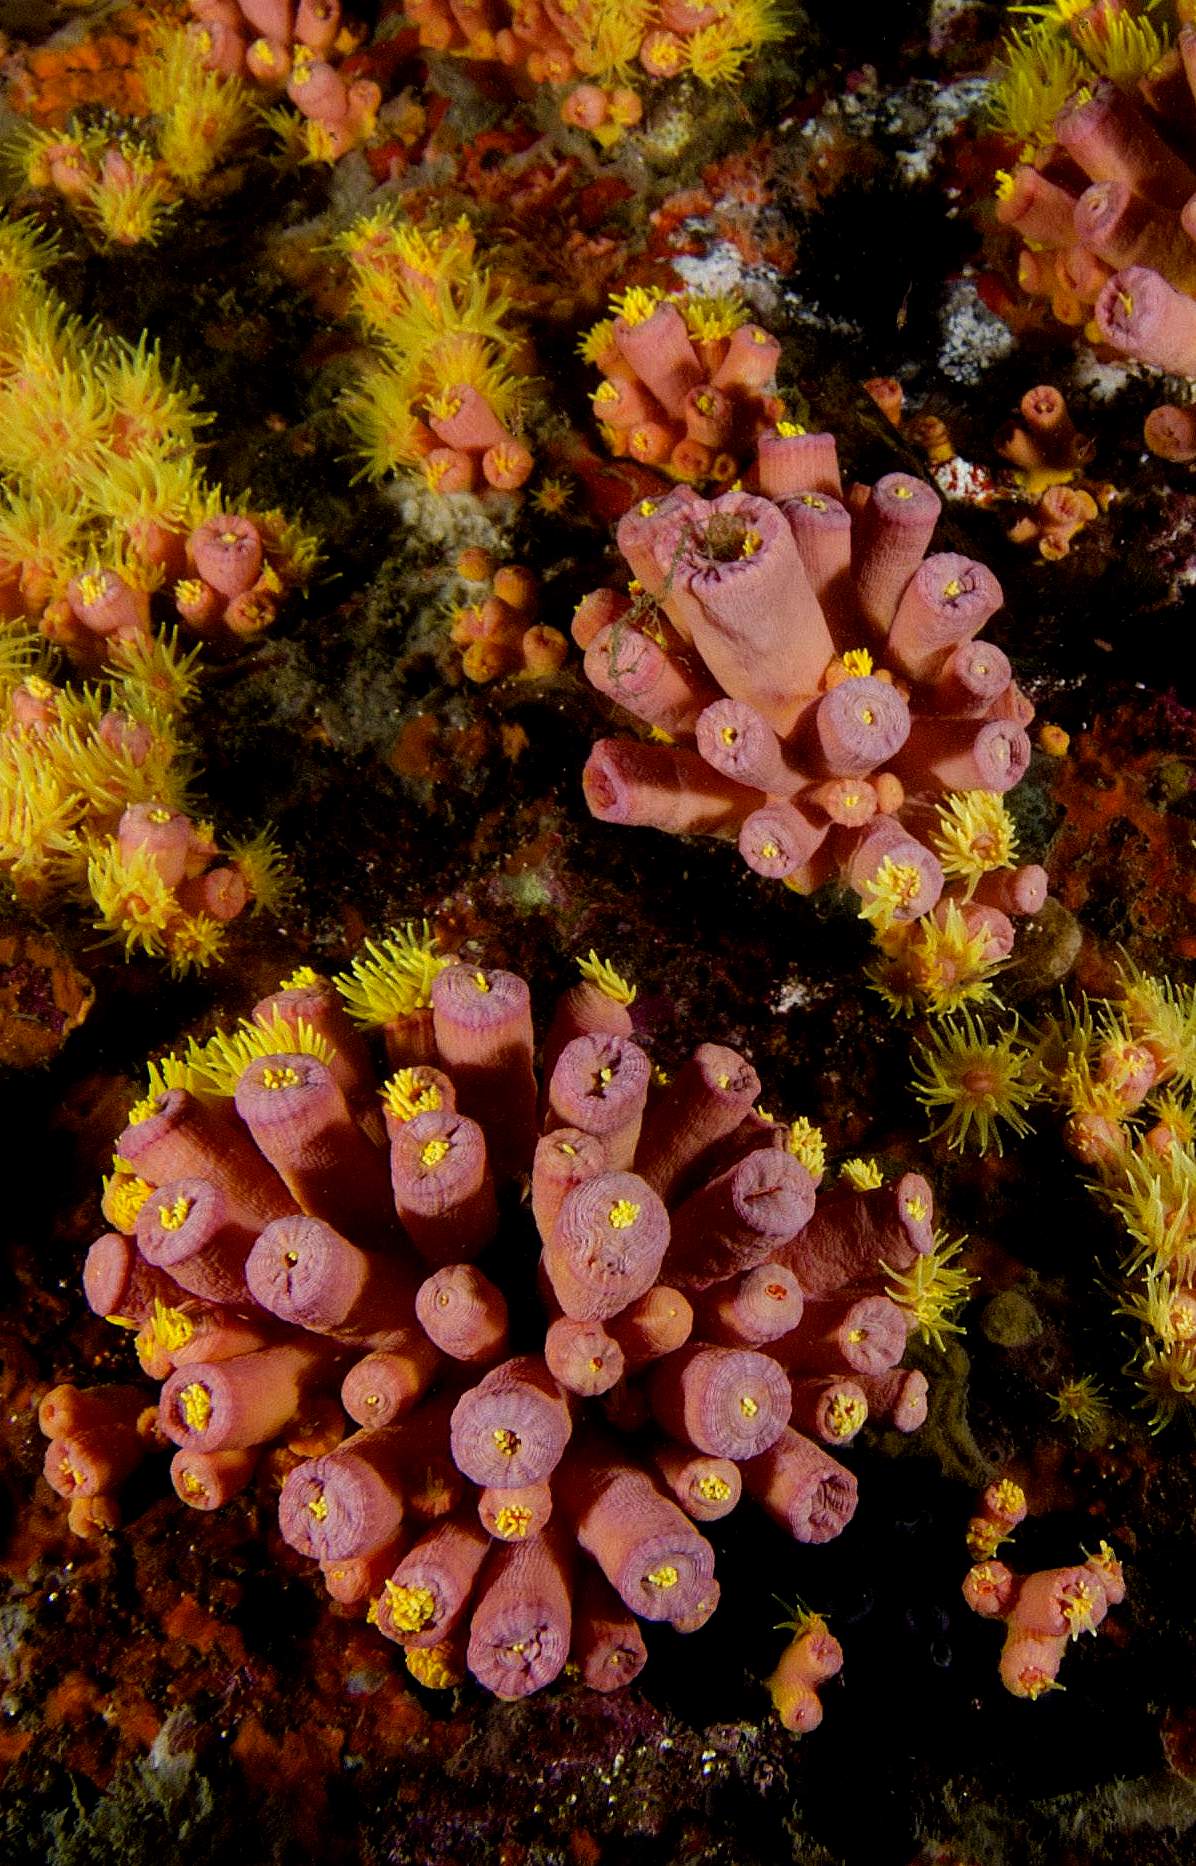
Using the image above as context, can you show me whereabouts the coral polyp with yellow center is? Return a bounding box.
[334,922,451,1028]
[931,791,1019,894]
[883,1232,976,1350]
[912,1011,1040,1154]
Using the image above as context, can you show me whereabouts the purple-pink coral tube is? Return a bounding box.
[83,1231,188,1324]
[649,1442,742,1521]
[636,1042,760,1203]
[278,1427,408,1561]
[613,487,702,602]
[340,1344,440,1427]
[546,1033,651,1172]
[116,1090,294,1227]
[544,1316,625,1396]
[801,676,911,777]
[647,1343,791,1459]
[542,979,634,1085]
[374,1510,492,1647]
[430,966,537,1177]
[477,1481,554,1541]
[170,1446,258,1510]
[695,697,808,795]
[852,473,942,634]
[844,819,944,921]
[246,1214,421,1350]
[531,1127,608,1245]
[234,1053,393,1237]
[389,1109,498,1264]
[558,1443,716,1623]
[135,1177,258,1306]
[857,1367,928,1433]
[779,490,856,638]
[892,717,1031,794]
[1054,81,1196,211]
[570,1566,648,1692]
[691,1261,805,1346]
[756,428,843,499]
[1094,265,1196,373]
[885,553,1003,683]
[415,1263,509,1364]
[583,737,766,838]
[926,640,1012,716]
[786,1171,934,1299]
[675,492,836,724]
[738,801,828,880]
[785,1295,908,1376]
[973,864,1049,917]
[253,974,379,1120]
[466,1520,574,1699]
[613,302,703,416]
[160,1341,330,1451]
[544,1170,670,1321]
[664,1148,815,1290]
[1073,180,1196,290]
[788,1375,868,1446]
[450,1355,573,1488]
[583,622,718,738]
[741,1426,858,1543]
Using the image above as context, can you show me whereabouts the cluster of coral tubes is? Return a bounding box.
[48,944,940,1703]
[994,11,1196,440]
[577,430,1046,974]
[962,1480,1127,1700]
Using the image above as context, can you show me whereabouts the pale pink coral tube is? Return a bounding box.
[740,1426,858,1543]
[583,738,766,838]
[466,1521,574,1699]
[430,966,537,1177]
[544,1170,670,1321]
[852,473,942,634]
[450,1355,573,1487]
[664,1148,815,1290]
[1095,265,1196,373]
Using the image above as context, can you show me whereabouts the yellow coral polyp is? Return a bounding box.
[382,1580,437,1631]
[179,1382,212,1432]
[576,950,636,1006]
[931,791,1019,893]
[988,24,1085,152]
[494,1504,533,1538]
[405,1643,463,1689]
[334,922,452,1027]
[610,285,665,327]
[382,1070,443,1122]
[912,1011,1039,1154]
[841,1157,884,1191]
[785,1117,826,1179]
[858,857,925,933]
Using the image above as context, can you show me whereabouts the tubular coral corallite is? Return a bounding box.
[987,11,1196,425]
[577,429,1045,1009]
[55,937,944,1710]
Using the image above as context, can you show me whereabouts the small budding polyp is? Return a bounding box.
[54,953,942,1710]
[578,431,1038,925]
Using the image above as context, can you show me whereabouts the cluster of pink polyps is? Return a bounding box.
[189,0,381,159]
[963,1480,1127,1700]
[997,54,1196,397]
[51,953,939,1703]
[577,430,1041,937]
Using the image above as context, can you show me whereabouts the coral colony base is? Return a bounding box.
[42,937,962,1713]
